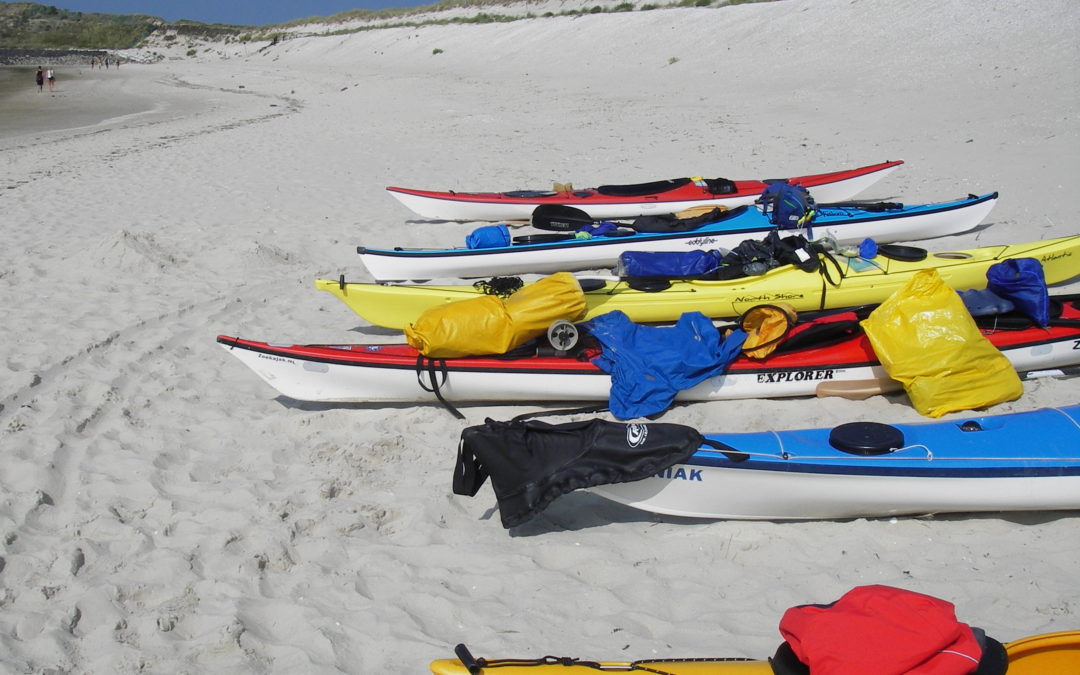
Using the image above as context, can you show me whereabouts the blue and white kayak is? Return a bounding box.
[591,405,1080,520]
[357,193,998,281]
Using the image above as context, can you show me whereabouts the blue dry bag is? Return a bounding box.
[985,258,1050,327]
[757,183,817,228]
[466,224,511,249]
[617,250,724,279]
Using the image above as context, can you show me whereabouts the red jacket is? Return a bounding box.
[779,585,983,674]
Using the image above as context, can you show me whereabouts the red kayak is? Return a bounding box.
[386,160,904,221]
[218,295,1080,405]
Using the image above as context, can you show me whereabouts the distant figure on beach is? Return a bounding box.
[46,68,55,91]
[35,67,44,92]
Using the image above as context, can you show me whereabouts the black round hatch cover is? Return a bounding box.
[627,278,672,292]
[828,422,904,455]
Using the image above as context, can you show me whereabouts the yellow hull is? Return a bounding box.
[320,236,1080,329]
[428,631,1080,674]
[1005,630,1080,674]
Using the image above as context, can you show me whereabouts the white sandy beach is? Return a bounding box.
[1,0,1078,671]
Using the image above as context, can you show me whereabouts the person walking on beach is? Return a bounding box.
[46,68,55,91]
[35,67,44,92]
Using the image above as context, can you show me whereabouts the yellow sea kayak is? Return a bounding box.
[1005,631,1080,674]
[428,631,1080,674]
[318,236,1080,329]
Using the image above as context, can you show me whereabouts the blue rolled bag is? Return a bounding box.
[616,230,821,281]
[616,249,725,279]
[465,223,510,249]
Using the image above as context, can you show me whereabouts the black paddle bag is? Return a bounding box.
[453,418,705,528]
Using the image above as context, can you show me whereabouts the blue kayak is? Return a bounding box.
[357,192,998,281]
[591,404,1080,520]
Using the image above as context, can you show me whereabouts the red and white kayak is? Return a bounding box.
[217,297,1080,405]
[387,160,904,221]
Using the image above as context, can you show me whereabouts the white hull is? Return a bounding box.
[361,196,995,281]
[590,469,1080,520]
[219,336,1079,404]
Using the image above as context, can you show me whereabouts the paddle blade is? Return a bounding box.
[531,204,594,231]
[816,378,903,400]
[674,204,728,219]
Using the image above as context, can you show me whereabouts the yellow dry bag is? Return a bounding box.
[405,272,587,358]
[739,302,797,359]
[860,269,1023,417]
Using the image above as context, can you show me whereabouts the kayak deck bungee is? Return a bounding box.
[429,631,1080,674]
[217,295,1080,404]
[318,235,1080,329]
[388,160,904,221]
[358,193,997,281]
[589,405,1080,521]
[432,654,770,673]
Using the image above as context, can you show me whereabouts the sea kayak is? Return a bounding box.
[1005,631,1080,673]
[359,193,997,281]
[429,631,1080,674]
[589,405,1080,520]
[388,160,904,221]
[317,235,1080,329]
[217,295,1080,404]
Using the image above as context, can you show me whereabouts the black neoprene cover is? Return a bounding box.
[454,417,703,528]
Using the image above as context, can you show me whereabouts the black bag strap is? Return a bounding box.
[415,355,465,420]
[452,433,488,496]
[701,438,749,462]
[814,248,846,310]
[509,404,610,422]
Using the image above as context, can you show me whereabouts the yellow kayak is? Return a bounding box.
[318,236,1080,329]
[428,631,1080,674]
[1005,631,1080,673]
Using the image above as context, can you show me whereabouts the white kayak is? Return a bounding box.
[358,193,997,281]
